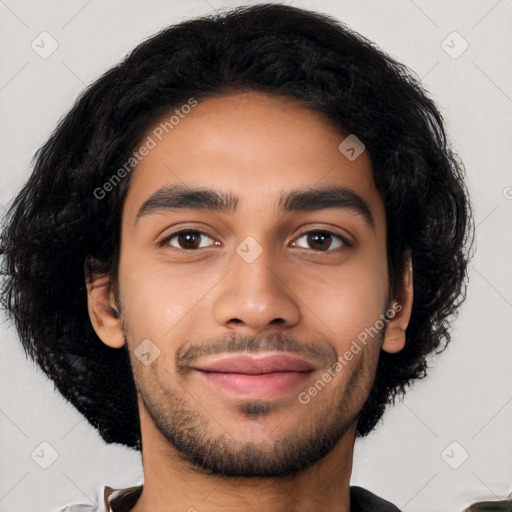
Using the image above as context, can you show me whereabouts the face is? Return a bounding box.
[90,90,408,477]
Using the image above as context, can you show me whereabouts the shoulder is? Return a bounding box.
[55,506,98,512]
[350,486,402,512]
[55,484,143,512]
[56,485,396,512]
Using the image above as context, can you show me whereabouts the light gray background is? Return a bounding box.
[1,1,511,511]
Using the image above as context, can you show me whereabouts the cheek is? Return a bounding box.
[335,274,386,344]
[293,253,388,350]
[117,250,221,356]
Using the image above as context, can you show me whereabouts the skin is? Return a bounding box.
[87,90,413,512]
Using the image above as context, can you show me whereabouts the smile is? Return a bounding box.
[192,354,316,398]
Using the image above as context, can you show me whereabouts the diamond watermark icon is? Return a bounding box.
[31,441,59,469]
[236,236,263,263]
[441,31,469,59]
[338,134,365,161]
[134,338,161,366]
[31,31,59,59]
[441,441,469,469]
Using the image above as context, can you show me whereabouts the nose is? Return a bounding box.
[213,242,301,334]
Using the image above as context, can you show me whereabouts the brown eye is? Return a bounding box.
[292,230,348,251]
[165,230,215,250]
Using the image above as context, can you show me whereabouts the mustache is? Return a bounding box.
[175,331,337,376]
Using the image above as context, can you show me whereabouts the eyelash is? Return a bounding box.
[159,229,352,252]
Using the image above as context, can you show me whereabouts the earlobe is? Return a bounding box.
[382,255,413,354]
[86,272,125,349]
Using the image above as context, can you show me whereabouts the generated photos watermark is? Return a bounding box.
[93,98,198,200]
[298,302,402,405]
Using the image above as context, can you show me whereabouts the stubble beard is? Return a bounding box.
[133,334,381,478]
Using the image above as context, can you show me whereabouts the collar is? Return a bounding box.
[103,484,143,512]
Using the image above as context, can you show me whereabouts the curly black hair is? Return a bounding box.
[0,3,473,451]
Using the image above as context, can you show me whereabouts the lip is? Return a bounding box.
[193,354,316,374]
[192,354,315,398]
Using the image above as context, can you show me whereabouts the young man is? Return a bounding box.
[0,4,473,511]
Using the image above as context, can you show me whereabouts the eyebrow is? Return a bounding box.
[135,184,374,228]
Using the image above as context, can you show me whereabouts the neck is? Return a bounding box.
[130,406,356,512]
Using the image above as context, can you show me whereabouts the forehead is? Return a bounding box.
[122,90,382,223]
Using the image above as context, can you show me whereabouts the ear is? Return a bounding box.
[382,254,413,354]
[85,268,125,349]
